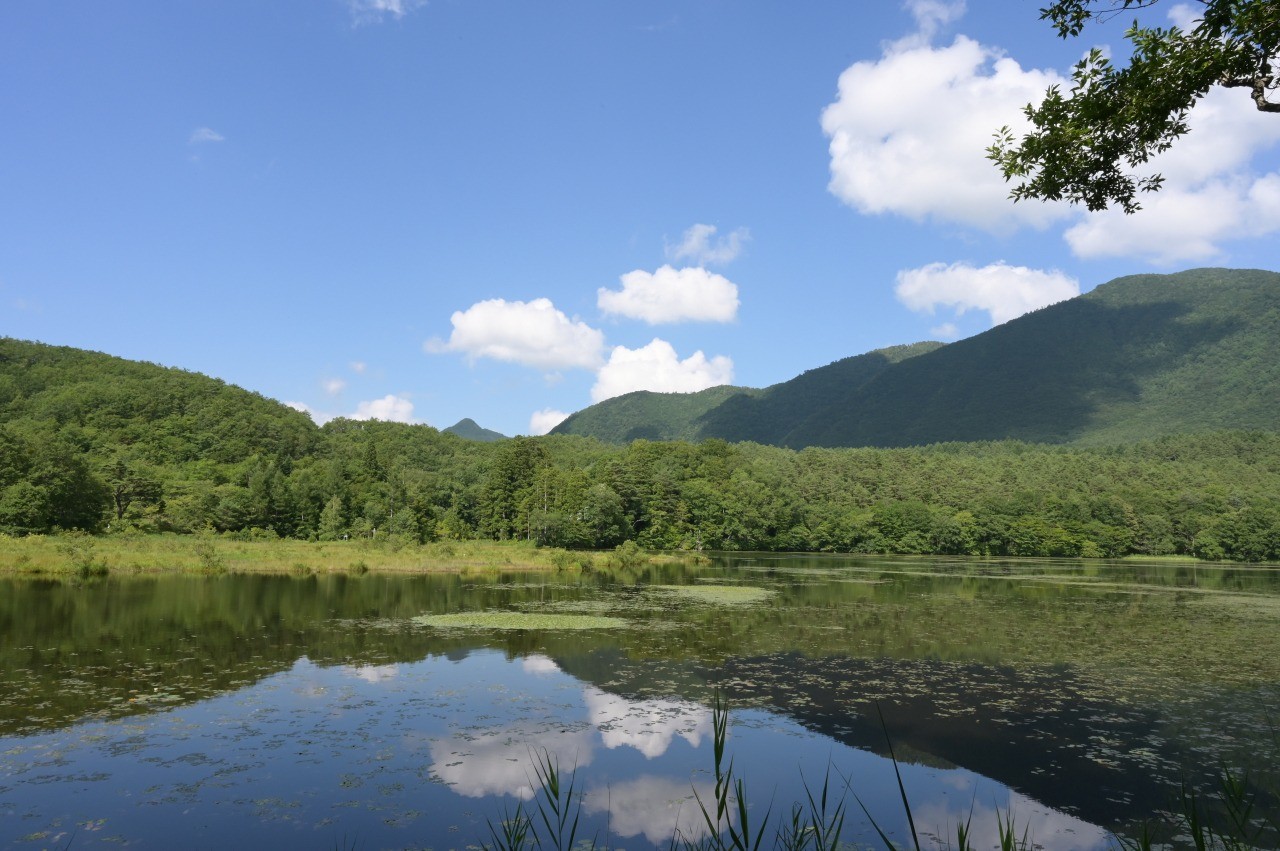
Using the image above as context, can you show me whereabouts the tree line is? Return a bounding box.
[4,413,1279,562]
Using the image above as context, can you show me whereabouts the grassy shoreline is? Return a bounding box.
[0,532,614,577]
[0,533,1257,579]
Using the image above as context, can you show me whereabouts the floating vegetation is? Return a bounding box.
[647,584,775,605]
[411,612,628,631]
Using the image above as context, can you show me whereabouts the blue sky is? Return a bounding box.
[4,1,1279,437]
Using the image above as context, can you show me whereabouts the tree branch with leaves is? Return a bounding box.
[988,0,1279,213]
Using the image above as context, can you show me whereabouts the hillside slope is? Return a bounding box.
[551,343,942,444]
[552,268,1280,448]
[792,268,1280,447]
[0,338,321,464]
[552,384,759,443]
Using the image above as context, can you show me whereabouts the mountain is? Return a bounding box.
[551,384,758,444]
[443,418,507,442]
[551,268,1280,448]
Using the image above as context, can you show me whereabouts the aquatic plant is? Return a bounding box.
[481,697,1276,851]
[412,612,627,631]
[486,750,597,851]
[649,585,774,606]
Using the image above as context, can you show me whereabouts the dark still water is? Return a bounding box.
[1,555,1278,849]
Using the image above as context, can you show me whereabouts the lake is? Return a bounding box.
[1,555,1278,849]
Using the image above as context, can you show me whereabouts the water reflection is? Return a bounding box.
[913,788,1111,851]
[583,775,716,844]
[584,687,710,758]
[0,558,1277,848]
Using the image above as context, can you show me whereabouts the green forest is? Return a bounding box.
[3,338,1279,562]
[554,268,1280,447]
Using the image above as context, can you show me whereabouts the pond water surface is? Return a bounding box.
[1,555,1278,849]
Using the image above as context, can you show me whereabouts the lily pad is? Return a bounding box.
[648,584,775,605]
[411,612,627,630]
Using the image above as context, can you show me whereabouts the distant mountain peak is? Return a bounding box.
[443,418,508,442]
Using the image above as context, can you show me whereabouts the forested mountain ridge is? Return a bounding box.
[0,338,320,465]
[3,266,1280,563]
[550,344,940,444]
[552,384,761,444]
[553,268,1280,448]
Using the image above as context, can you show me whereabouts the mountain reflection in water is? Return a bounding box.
[0,556,1276,848]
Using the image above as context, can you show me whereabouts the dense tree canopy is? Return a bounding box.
[4,336,1280,561]
[989,0,1280,212]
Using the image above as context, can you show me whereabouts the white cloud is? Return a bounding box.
[591,339,733,403]
[1063,87,1280,263]
[904,0,965,41]
[895,261,1080,326]
[429,726,595,799]
[323,377,347,396]
[348,0,426,24]
[913,786,1109,851]
[1167,3,1201,29]
[349,361,367,374]
[529,408,570,436]
[341,664,398,683]
[666,224,750,266]
[352,394,416,423]
[583,688,710,759]
[521,654,561,675]
[1065,175,1280,263]
[821,3,1280,260]
[189,127,224,144]
[285,401,326,424]
[930,322,960,339]
[584,775,718,845]
[821,28,1069,231]
[427,298,605,371]
[598,266,739,324]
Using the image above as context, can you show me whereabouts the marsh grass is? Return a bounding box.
[487,751,595,851]
[484,698,1275,851]
[0,533,625,576]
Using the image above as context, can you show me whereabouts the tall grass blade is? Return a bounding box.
[876,703,921,851]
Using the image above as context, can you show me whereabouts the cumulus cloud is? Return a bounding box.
[821,2,1280,260]
[591,339,733,403]
[904,0,965,41]
[352,394,416,423]
[348,0,426,24]
[427,298,605,371]
[323,377,347,396]
[285,401,325,424]
[821,27,1069,231]
[1063,87,1280,262]
[521,654,562,675]
[583,688,710,759]
[584,776,718,844]
[598,266,739,324]
[529,408,570,436]
[666,224,750,266]
[895,261,1080,326]
[429,726,595,799]
[189,127,224,144]
[1167,2,1201,29]
[349,361,367,374]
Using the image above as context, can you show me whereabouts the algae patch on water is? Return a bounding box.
[648,584,775,605]
[411,612,628,630]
